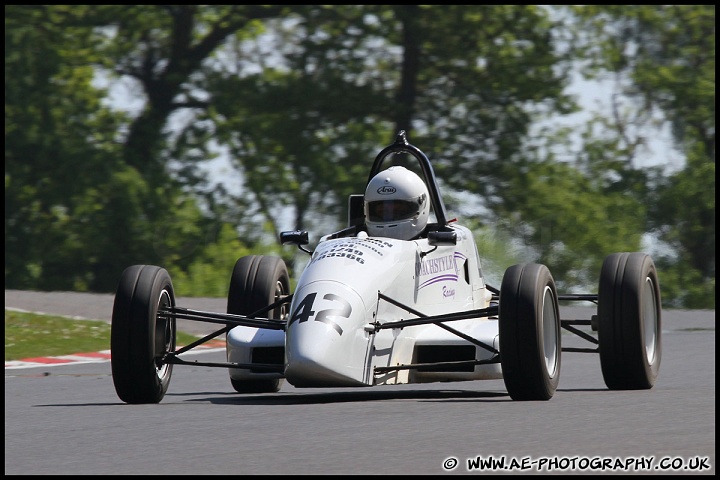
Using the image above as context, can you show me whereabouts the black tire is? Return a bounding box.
[598,252,662,390]
[499,263,561,401]
[227,255,290,393]
[111,265,176,404]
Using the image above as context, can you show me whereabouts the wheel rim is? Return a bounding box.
[154,288,174,380]
[273,281,289,321]
[642,277,658,364]
[541,286,559,377]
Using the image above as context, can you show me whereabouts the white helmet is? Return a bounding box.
[364,166,430,240]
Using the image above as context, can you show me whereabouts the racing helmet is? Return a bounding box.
[364,166,430,240]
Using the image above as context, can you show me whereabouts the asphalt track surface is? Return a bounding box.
[4,290,716,475]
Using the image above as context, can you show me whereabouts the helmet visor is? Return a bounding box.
[367,200,420,222]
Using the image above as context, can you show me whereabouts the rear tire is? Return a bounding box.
[227,255,290,393]
[499,263,561,401]
[111,265,176,404]
[598,252,662,390]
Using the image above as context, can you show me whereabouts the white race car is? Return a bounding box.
[110,131,662,404]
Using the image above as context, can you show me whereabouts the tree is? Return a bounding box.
[5,5,127,290]
[570,5,715,307]
[202,6,581,270]
[5,6,281,291]
[6,5,711,308]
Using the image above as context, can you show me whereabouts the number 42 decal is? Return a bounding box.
[287,292,352,335]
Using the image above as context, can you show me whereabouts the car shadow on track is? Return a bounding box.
[178,388,511,405]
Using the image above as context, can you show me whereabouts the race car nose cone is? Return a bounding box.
[284,281,370,388]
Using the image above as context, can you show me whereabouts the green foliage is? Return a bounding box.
[4,310,205,361]
[4,5,267,293]
[5,6,127,290]
[652,258,715,310]
[4,5,714,308]
[470,223,529,289]
[569,4,715,307]
[650,149,715,275]
[494,159,644,291]
[5,310,111,361]
[169,222,293,297]
[170,223,252,297]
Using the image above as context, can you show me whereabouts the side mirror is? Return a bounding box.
[347,194,364,227]
[280,230,309,246]
[428,230,457,246]
[280,230,312,255]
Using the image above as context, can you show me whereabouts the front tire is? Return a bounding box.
[111,265,176,404]
[499,263,561,401]
[598,252,662,390]
[227,255,290,393]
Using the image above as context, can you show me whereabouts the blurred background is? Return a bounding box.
[5,5,714,308]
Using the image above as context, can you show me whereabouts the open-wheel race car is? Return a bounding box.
[110,131,662,404]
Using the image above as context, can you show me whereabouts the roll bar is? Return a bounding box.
[368,130,451,228]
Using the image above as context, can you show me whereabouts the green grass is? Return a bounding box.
[4,310,201,361]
